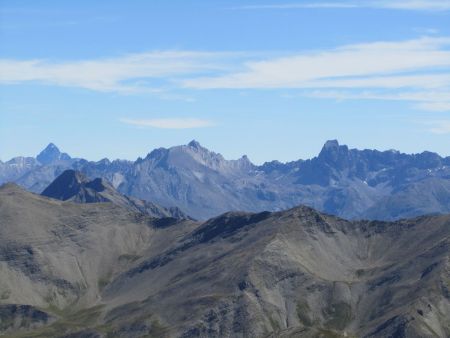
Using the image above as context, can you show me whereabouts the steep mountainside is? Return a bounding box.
[41,170,190,219]
[0,143,78,193]
[1,140,450,220]
[0,184,449,337]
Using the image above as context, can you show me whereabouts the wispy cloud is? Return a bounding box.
[378,0,450,11]
[305,89,450,112]
[236,2,358,9]
[183,37,450,89]
[416,101,450,112]
[2,36,450,111]
[0,51,231,94]
[237,1,450,11]
[413,27,439,35]
[424,120,450,134]
[182,37,450,111]
[120,118,215,129]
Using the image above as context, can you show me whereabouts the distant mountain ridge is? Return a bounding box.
[1,140,450,220]
[36,143,71,165]
[41,169,190,219]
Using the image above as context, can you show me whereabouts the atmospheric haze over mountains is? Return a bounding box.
[2,1,450,337]
[0,140,449,337]
[2,140,450,221]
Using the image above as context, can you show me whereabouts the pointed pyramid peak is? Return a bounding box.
[41,170,89,200]
[37,143,71,164]
[39,142,60,154]
[46,142,59,150]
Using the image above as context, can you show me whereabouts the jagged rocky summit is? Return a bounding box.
[1,140,450,220]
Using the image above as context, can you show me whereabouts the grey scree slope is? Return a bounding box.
[0,183,449,337]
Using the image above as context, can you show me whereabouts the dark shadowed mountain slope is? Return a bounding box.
[0,184,449,337]
[2,140,450,220]
[41,169,190,219]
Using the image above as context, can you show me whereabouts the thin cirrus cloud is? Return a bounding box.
[1,36,450,111]
[236,0,450,11]
[120,118,215,129]
[182,37,450,112]
[0,51,230,94]
[424,120,450,134]
[183,37,450,89]
[305,89,450,112]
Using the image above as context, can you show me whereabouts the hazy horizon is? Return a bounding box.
[2,138,449,165]
[1,0,450,163]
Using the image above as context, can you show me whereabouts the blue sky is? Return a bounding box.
[1,0,450,163]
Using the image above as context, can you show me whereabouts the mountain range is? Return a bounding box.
[0,183,448,337]
[1,140,450,220]
[41,169,190,219]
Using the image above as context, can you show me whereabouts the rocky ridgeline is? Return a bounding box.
[0,184,448,337]
[1,140,450,220]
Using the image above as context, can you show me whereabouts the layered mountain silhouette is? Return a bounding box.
[41,169,190,219]
[36,143,71,165]
[0,183,448,337]
[1,140,450,220]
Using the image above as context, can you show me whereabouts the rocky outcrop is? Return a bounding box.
[0,184,448,337]
[41,170,191,219]
[2,140,450,220]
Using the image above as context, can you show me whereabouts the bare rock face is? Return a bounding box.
[41,169,93,201]
[2,140,450,221]
[0,184,449,337]
[36,143,71,165]
[41,169,191,219]
[0,304,55,333]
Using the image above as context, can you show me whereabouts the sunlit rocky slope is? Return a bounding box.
[0,183,448,337]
